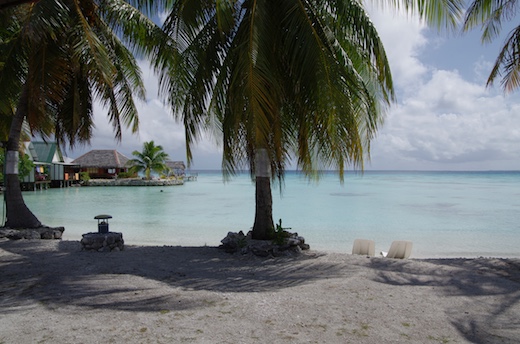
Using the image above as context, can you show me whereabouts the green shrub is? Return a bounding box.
[80,172,90,182]
[18,154,34,179]
[117,171,135,179]
[271,219,291,245]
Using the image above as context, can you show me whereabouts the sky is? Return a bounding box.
[65,5,520,171]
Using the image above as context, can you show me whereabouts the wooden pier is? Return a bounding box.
[185,173,198,181]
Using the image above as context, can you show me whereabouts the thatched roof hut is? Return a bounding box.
[165,160,186,176]
[72,150,129,168]
[72,150,130,179]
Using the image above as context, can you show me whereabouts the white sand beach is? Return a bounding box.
[1,239,519,343]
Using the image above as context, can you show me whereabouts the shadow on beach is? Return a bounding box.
[0,239,348,312]
[369,257,520,344]
[1,239,520,343]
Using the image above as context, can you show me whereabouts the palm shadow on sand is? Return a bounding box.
[1,240,520,343]
[0,240,348,313]
[369,257,520,344]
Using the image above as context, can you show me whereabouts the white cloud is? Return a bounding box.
[370,70,520,170]
[367,7,429,90]
[473,56,494,83]
[364,6,520,170]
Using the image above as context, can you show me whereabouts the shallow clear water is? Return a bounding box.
[17,171,520,258]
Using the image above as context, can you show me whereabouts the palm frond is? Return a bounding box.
[160,0,399,180]
[487,24,520,91]
[463,0,520,92]
[376,0,465,31]
[463,0,518,42]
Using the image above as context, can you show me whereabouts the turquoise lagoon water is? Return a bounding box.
[18,171,520,258]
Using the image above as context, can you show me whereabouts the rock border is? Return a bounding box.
[81,232,124,252]
[219,230,310,257]
[0,226,64,240]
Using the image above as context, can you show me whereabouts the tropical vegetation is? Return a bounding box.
[127,141,169,180]
[158,0,464,240]
[463,0,520,93]
[0,150,34,182]
[0,0,171,228]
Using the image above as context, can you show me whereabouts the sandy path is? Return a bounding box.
[1,239,519,343]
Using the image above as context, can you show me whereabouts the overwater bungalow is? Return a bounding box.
[72,150,130,179]
[21,141,78,190]
[165,160,186,177]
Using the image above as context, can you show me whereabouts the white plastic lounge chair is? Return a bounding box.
[352,239,375,257]
[381,241,413,259]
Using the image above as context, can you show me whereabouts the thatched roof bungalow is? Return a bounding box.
[72,150,130,179]
[165,160,186,177]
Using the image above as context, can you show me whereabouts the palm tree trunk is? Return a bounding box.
[4,85,42,228]
[252,148,274,239]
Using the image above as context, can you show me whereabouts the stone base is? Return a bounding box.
[220,230,310,257]
[81,232,124,252]
[0,226,64,240]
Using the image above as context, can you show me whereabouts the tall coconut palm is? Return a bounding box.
[463,0,520,92]
[128,141,169,180]
[0,0,172,228]
[158,0,463,240]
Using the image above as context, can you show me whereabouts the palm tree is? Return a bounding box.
[0,0,171,228]
[463,0,520,92]
[128,141,169,180]
[158,0,463,240]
